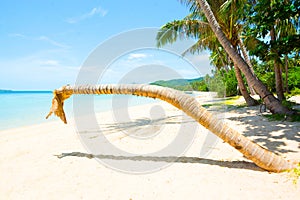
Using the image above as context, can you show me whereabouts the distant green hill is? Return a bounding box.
[150,77,205,91]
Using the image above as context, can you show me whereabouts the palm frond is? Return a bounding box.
[156,19,210,48]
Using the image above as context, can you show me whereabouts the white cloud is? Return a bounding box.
[37,59,60,66]
[38,36,70,48]
[9,33,70,49]
[66,6,108,24]
[0,43,82,90]
[88,7,108,17]
[9,33,27,38]
[127,53,149,60]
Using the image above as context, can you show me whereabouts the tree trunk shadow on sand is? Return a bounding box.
[54,152,262,172]
[213,105,300,155]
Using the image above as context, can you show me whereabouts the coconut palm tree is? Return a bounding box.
[219,0,256,95]
[157,1,258,106]
[209,46,230,72]
[193,0,294,114]
[46,84,297,172]
[270,26,285,101]
[244,0,300,101]
[274,8,299,97]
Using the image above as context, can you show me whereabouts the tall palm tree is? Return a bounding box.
[194,0,294,114]
[245,0,300,101]
[270,26,285,101]
[277,12,298,95]
[46,84,297,172]
[209,46,230,72]
[157,0,258,106]
[204,0,257,96]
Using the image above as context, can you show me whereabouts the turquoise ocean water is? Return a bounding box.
[0,91,157,131]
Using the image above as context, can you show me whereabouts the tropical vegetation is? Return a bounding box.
[156,0,300,115]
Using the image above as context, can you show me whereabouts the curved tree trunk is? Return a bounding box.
[274,61,284,101]
[46,84,296,172]
[284,55,289,93]
[238,37,256,95]
[270,27,284,102]
[196,0,293,115]
[232,44,258,106]
[234,66,258,106]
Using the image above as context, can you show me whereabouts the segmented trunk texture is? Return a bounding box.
[47,84,296,172]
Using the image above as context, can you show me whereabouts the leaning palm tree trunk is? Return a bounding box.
[46,84,297,172]
[234,66,258,106]
[238,37,256,95]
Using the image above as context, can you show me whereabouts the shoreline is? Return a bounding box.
[2,93,298,132]
[0,93,159,131]
[0,91,215,131]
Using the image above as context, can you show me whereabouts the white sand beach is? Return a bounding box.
[0,94,299,199]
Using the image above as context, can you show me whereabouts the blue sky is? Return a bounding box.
[0,0,212,90]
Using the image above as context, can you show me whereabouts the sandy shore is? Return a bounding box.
[0,94,299,199]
